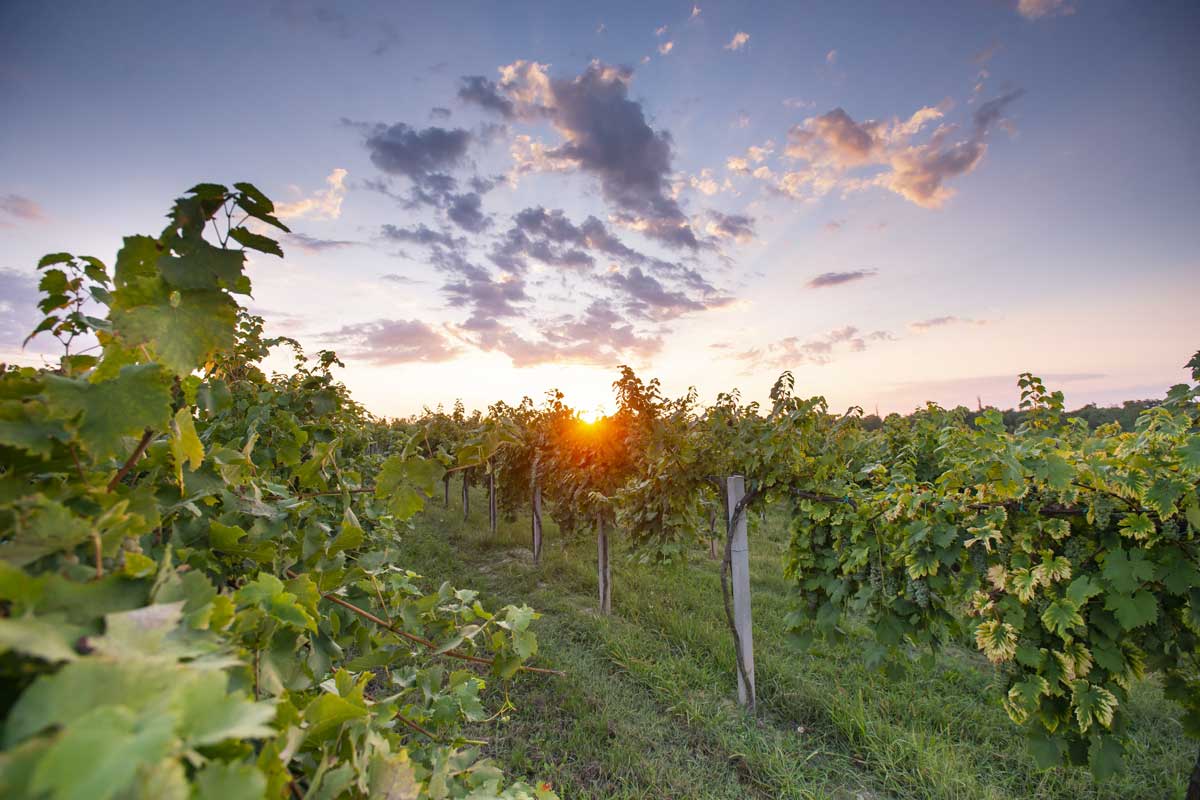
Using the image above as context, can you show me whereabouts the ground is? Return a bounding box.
[396,487,1191,799]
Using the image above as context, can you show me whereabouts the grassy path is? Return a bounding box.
[398,489,1190,799]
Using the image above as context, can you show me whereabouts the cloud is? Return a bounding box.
[658,41,675,55]
[823,219,845,233]
[1015,0,1074,19]
[322,318,460,364]
[360,123,471,183]
[275,169,348,220]
[477,301,664,368]
[761,90,1023,207]
[806,269,877,288]
[430,107,452,120]
[471,60,700,249]
[380,273,424,285]
[736,325,892,369]
[724,31,750,51]
[655,25,668,36]
[0,268,44,347]
[447,192,491,232]
[284,232,357,252]
[380,223,463,249]
[457,76,515,119]
[783,97,815,110]
[825,49,838,65]
[705,210,756,243]
[908,315,987,331]
[691,5,701,19]
[0,193,44,224]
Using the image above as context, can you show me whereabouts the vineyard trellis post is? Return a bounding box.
[597,513,612,614]
[443,473,450,509]
[531,465,543,564]
[727,474,756,709]
[488,469,497,535]
[462,472,470,521]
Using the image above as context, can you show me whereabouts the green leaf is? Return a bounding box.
[174,670,275,746]
[29,706,175,800]
[42,364,171,459]
[1041,599,1084,637]
[0,499,92,567]
[158,242,247,293]
[228,227,284,258]
[302,693,368,742]
[1065,575,1102,607]
[192,761,267,800]
[0,615,83,663]
[1088,734,1125,781]
[1178,435,1200,471]
[169,408,204,488]
[1101,548,1156,594]
[1104,590,1158,630]
[1026,730,1063,769]
[111,280,238,376]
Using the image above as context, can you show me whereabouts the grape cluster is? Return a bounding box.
[907,576,930,609]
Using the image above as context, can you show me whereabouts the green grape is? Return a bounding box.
[907,576,930,609]
[969,544,989,576]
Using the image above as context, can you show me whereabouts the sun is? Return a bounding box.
[578,405,606,425]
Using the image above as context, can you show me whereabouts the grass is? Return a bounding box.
[397,488,1192,799]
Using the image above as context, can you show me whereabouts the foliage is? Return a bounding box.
[0,184,557,799]
[783,367,1200,780]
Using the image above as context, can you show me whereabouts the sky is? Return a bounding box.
[1,0,1198,418]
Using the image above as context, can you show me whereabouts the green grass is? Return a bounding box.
[397,489,1192,799]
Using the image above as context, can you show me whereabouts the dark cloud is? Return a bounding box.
[446,192,491,233]
[806,269,878,288]
[359,121,471,186]
[705,210,755,242]
[474,301,663,368]
[430,107,452,120]
[284,232,357,253]
[380,223,463,249]
[469,61,700,249]
[322,318,460,364]
[457,76,515,118]
[609,266,706,318]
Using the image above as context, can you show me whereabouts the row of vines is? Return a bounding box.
[2,181,1198,797]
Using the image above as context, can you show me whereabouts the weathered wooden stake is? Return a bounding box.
[727,475,755,708]
[531,469,543,564]
[488,471,497,535]
[462,473,469,521]
[597,514,612,614]
[708,504,720,560]
[443,474,450,509]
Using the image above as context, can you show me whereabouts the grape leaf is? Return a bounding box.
[42,364,171,460]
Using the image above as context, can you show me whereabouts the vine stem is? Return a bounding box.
[107,428,154,492]
[285,570,565,677]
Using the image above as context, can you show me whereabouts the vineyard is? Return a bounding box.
[1,184,1198,799]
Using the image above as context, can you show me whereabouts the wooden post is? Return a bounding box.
[597,514,611,614]
[488,471,497,535]
[727,475,755,709]
[531,466,543,565]
[443,474,450,509]
[708,504,719,560]
[462,473,469,521]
